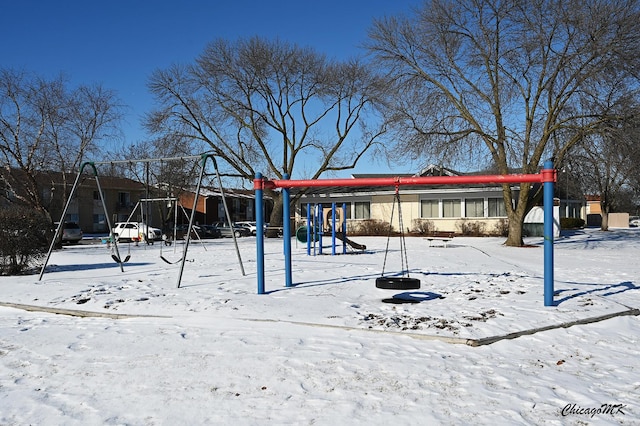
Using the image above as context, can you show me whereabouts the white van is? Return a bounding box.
[112,222,162,242]
[235,221,257,235]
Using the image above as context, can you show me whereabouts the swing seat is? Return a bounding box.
[111,254,131,264]
[376,276,421,290]
[160,255,183,265]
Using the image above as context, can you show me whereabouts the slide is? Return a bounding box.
[335,232,366,251]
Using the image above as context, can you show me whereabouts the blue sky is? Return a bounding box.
[1,0,420,175]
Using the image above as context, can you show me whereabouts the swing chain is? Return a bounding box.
[380,185,411,278]
[395,186,411,277]
[380,189,396,276]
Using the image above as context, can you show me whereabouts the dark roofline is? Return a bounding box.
[2,168,147,191]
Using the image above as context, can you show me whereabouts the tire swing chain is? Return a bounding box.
[376,186,420,290]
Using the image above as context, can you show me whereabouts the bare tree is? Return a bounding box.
[0,69,122,221]
[568,119,640,230]
[367,0,640,245]
[145,37,387,231]
[112,139,205,229]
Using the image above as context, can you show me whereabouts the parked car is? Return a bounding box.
[213,222,251,238]
[55,221,83,244]
[199,224,222,239]
[264,223,283,236]
[168,224,199,240]
[112,222,162,242]
[630,216,640,227]
[166,224,223,240]
[236,221,257,236]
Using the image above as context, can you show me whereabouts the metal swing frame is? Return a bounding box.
[159,198,208,265]
[38,153,245,288]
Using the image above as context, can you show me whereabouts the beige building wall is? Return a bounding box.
[370,194,420,232]
[609,212,629,228]
[297,185,515,235]
[359,195,509,234]
[586,200,601,215]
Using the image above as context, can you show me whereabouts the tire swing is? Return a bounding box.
[376,185,420,291]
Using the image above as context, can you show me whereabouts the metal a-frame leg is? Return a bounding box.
[176,154,245,288]
[39,162,125,281]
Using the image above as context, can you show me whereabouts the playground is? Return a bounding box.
[2,158,638,422]
[1,228,639,423]
[10,230,640,341]
[2,156,638,422]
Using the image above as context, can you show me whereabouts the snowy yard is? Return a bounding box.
[1,229,638,425]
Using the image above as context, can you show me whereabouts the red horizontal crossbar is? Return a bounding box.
[255,169,555,190]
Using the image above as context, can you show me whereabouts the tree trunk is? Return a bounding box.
[503,183,533,247]
[600,202,610,231]
[266,191,283,238]
[505,211,525,246]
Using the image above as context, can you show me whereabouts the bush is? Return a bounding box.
[0,207,50,275]
[560,217,585,229]
[456,219,486,236]
[412,219,435,235]
[492,218,509,237]
[351,219,390,236]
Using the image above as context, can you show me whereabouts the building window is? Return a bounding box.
[488,198,507,217]
[337,203,351,220]
[465,198,484,217]
[118,192,131,207]
[354,201,370,219]
[420,200,439,218]
[442,199,461,218]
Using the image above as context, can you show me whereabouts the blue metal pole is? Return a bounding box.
[306,203,311,256]
[317,205,323,255]
[331,202,336,256]
[255,173,265,294]
[282,174,292,288]
[342,203,347,254]
[543,160,555,306]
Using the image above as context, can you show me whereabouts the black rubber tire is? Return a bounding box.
[382,297,421,304]
[375,276,420,290]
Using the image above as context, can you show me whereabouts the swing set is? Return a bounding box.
[113,196,205,265]
[158,198,209,264]
[254,161,558,306]
[107,197,175,264]
[39,153,245,288]
[376,185,421,291]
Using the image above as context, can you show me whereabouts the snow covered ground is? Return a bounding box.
[1,228,638,425]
